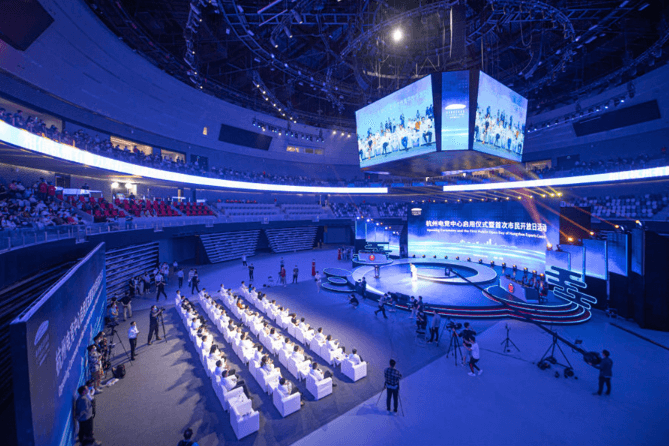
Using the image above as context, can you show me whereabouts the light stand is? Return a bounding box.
[538,331,576,378]
[107,323,132,367]
[501,324,520,353]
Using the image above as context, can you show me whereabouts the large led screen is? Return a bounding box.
[474,71,527,162]
[356,76,435,168]
[408,202,554,272]
[441,70,470,151]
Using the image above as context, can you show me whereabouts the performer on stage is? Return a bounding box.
[410,264,418,282]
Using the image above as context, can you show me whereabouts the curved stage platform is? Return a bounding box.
[345,258,592,324]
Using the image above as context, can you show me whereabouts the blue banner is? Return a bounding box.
[11,243,106,446]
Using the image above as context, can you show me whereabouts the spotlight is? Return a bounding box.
[444,256,448,259]
[456,256,460,260]
[589,231,595,236]
[568,237,574,242]
[478,259,483,264]
[512,265,517,271]
[546,242,553,250]
[467,257,471,262]
[392,28,403,42]
[124,183,133,189]
[490,261,495,266]
[111,182,119,189]
[614,224,620,229]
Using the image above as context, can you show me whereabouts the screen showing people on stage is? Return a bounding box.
[355,75,436,168]
[473,71,527,162]
[441,70,470,151]
[408,202,554,272]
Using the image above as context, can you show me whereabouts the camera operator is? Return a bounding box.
[383,359,402,413]
[147,305,163,345]
[456,322,477,366]
[587,349,613,396]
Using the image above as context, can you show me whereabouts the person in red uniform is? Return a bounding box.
[338,248,342,261]
[312,260,316,277]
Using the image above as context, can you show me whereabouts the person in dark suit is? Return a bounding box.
[588,349,613,395]
[147,306,162,345]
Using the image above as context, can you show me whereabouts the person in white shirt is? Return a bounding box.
[198,288,207,300]
[220,369,250,398]
[298,318,309,332]
[282,337,293,356]
[276,377,304,407]
[213,360,226,381]
[467,337,482,376]
[309,363,334,384]
[190,317,200,331]
[292,345,312,365]
[261,355,275,373]
[219,284,226,296]
[128,321,139,360]
[326,335,345,365]
[240,334,253,351]
[347,349,362,365]
[313,328,326,345]
[253,345,264,364]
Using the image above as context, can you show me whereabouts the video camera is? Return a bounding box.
[446,320,462,330]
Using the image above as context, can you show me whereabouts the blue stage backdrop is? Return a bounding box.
[408,202,557,272]
[10,243,106,446]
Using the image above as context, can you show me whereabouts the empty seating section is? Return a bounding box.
[264,227,318,253]
[218,203,281,220]
[566,193,669,219]
[377,202,407,218]
[105,242,159,300]
[200,230,260,263]
[114,198,180,218]
[280,204,327,219]
[175,202,216,217]
[0,261,76,407]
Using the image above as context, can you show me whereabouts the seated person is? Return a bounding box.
[348,294,359,308]
[326,335,346,365]
[313,327,326,345]
[220,369,250,399]
[282,337,293,355]
[240,333,253,351]
[208,344,221,364]
[298,318,310,332]
[213,359,226,381]
[292,345,312,364]
[309,362,335,385]
[347,348,362,365]
[277,377,304,407]
[219,283,226,295]
[261,355,277,373]
[253,345,264,363]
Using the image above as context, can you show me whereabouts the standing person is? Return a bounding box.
[108,300,119,325]
[248,263,254,282]
[311,259,316,277]
[187,268,195,290]
[587,350,613,396]
[147,306,162,345]
[191,270,200,295]
[360,277,367,299]
[337,248,342,260]
[155,271,167,301]
[143,271,151,294]
[177,427,198,446]
[409,296,418,319]
[128,321,139,360]
[427,312,441,344]
[120,292,132,321]
[467,337,482,376]
[375,294,389,318]
[315,271,321,293]
[241,253,247,266]
[384,359,402,414]
[177,267,184,289]
[87,345,103,392]
[280,256,285,270]
[76,386,101,446]
[292,265,299,284]
[172,260,179,275]
[280,267,287,287]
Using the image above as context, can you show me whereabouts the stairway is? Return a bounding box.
[199,230,261,263]
[264,226,317,253]
[106,242,159,300]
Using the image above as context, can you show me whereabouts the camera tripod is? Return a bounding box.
[445,329,465,365]
[501,324,520,353]
[106,323,132,369]
[538,331,576,378]
[157,310,168,342]
[376,384,405,416]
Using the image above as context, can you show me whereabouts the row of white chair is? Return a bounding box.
[201,294,308,416]
[176,300,260,439]
[239,286,368,383]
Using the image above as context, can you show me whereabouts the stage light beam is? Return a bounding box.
[392,29,403,42]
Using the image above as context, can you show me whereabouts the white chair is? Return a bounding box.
[306,374,333,400]
[295,329,306,345]
[278,349,290,368]
[230,399,259,440]
[249,360,260,384]
[287,357,310,380]
[272,389,301,417]
[287,323,297,338]
[215,384,244,411]
[258,367,281,393]
[341,360,367,382]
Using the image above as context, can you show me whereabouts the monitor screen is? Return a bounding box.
[474,71,527,162]
[441,70,470,151]
[356,76,436,168]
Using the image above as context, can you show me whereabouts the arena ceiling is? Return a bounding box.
[86,0,669,128]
